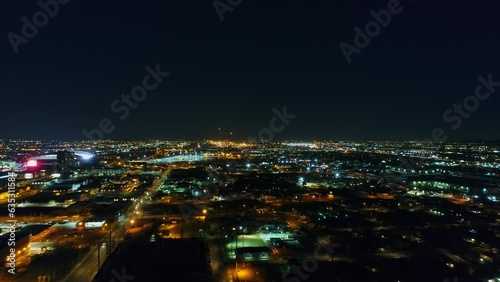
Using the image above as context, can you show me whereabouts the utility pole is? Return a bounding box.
[108,231,112,255]
[97,242,101,270]
[235,231,238,271]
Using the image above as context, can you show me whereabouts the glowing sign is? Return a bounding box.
[26,160,38,167]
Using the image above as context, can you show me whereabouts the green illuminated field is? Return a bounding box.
[225,234,267,250]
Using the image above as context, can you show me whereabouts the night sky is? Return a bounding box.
[1,0,500,141]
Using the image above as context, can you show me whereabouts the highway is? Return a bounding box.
[60,220,125,282]
[59,168,171,282]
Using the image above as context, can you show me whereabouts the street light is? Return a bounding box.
[240,226,244,248]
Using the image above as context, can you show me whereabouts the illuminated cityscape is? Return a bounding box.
[2,1,500,281]
[0,139,499,281]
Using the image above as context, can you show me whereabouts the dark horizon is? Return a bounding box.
[1,0,500,141]
[3,138,500,144]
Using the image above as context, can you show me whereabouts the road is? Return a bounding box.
[207,231,234,282]
[60,220,125,282]
[59,168,171,282]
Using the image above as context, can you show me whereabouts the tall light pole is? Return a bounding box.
[233,228,237,271]
[240,226,245,268]
[240,226,244,247]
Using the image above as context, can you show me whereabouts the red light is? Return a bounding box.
[27,160,38,167]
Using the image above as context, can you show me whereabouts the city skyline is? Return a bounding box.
[1,139,499,281]
[2,1,500,281]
